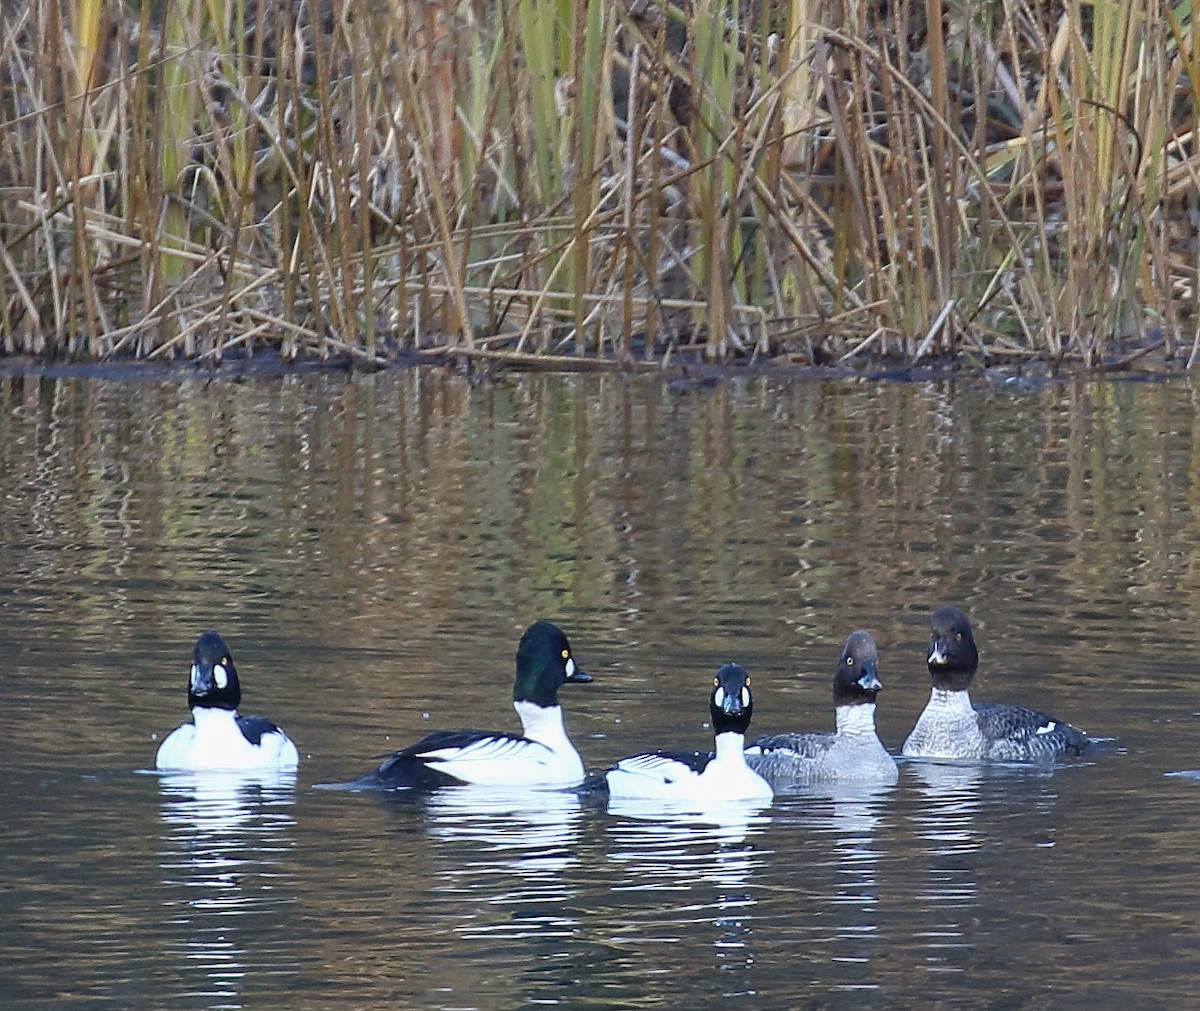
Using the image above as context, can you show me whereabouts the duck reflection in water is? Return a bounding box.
[402,785,586,944]
[359,784,588,1007]
[605,797,773,976]
[781,779,895,849]
[157,769,297,1008]
[423,785,584,872]
[771,780,895,977]
[905,760,985,888]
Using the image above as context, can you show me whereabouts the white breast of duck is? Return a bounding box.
[156,707,300,772]
[605,663,773,803]
[607,731,773,802]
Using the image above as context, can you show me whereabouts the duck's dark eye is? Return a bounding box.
[955,633,962,642]
[561,650,569,659]
[847,656,854,665]
[713,678,719,687]
[745,676,751,685]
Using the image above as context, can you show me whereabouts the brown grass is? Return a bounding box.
[0,0,1197,370]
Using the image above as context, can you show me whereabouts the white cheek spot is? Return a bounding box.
[190,664,203,690]
[214,664,228,689]
[741,687,751,707]
[1036,722,1057,735]
[714,686,726,708]
[566,658,576,678]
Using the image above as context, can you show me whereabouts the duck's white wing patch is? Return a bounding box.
[605,751,715,801]
[425,735,547,765]
[604,749,705,787]
[612,753,707,784]
[421,734,564,787]
[746,731,837,760]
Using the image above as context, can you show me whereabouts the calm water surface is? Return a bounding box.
[3,370,1200,1009]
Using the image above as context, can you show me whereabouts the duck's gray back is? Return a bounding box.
[973,703,1089,761]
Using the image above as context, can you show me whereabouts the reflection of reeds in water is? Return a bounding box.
[4,372,1200,757]
[1,0,1194,364]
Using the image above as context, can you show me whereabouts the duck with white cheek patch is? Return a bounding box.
[156,631,299,772]
[354,620,594,790]
[604,663,774,803]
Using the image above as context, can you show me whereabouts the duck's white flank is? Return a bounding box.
[419,701,585,788]
[607,732,773,802]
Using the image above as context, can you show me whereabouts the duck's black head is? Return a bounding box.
[927,606,978,691]
[710,663,754,736]
[833,629,882,705]
[188,630,241,711]
[513,620,593,706]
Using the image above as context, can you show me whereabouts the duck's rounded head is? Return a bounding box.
[710,662,754,736]
[834,629,882,705]
[927,606,978,691]
[187,631,241,711]
[513,620,592,706]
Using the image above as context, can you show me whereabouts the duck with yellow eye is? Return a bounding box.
[902,605,1090,762]
[604,663,773,803]
[745,630,898,788]
[156,631,299,772]
[356,620,594,790]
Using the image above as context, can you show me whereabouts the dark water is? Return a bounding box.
[3,370,1200,1009]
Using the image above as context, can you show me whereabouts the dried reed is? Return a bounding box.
[0,0,1196,369]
